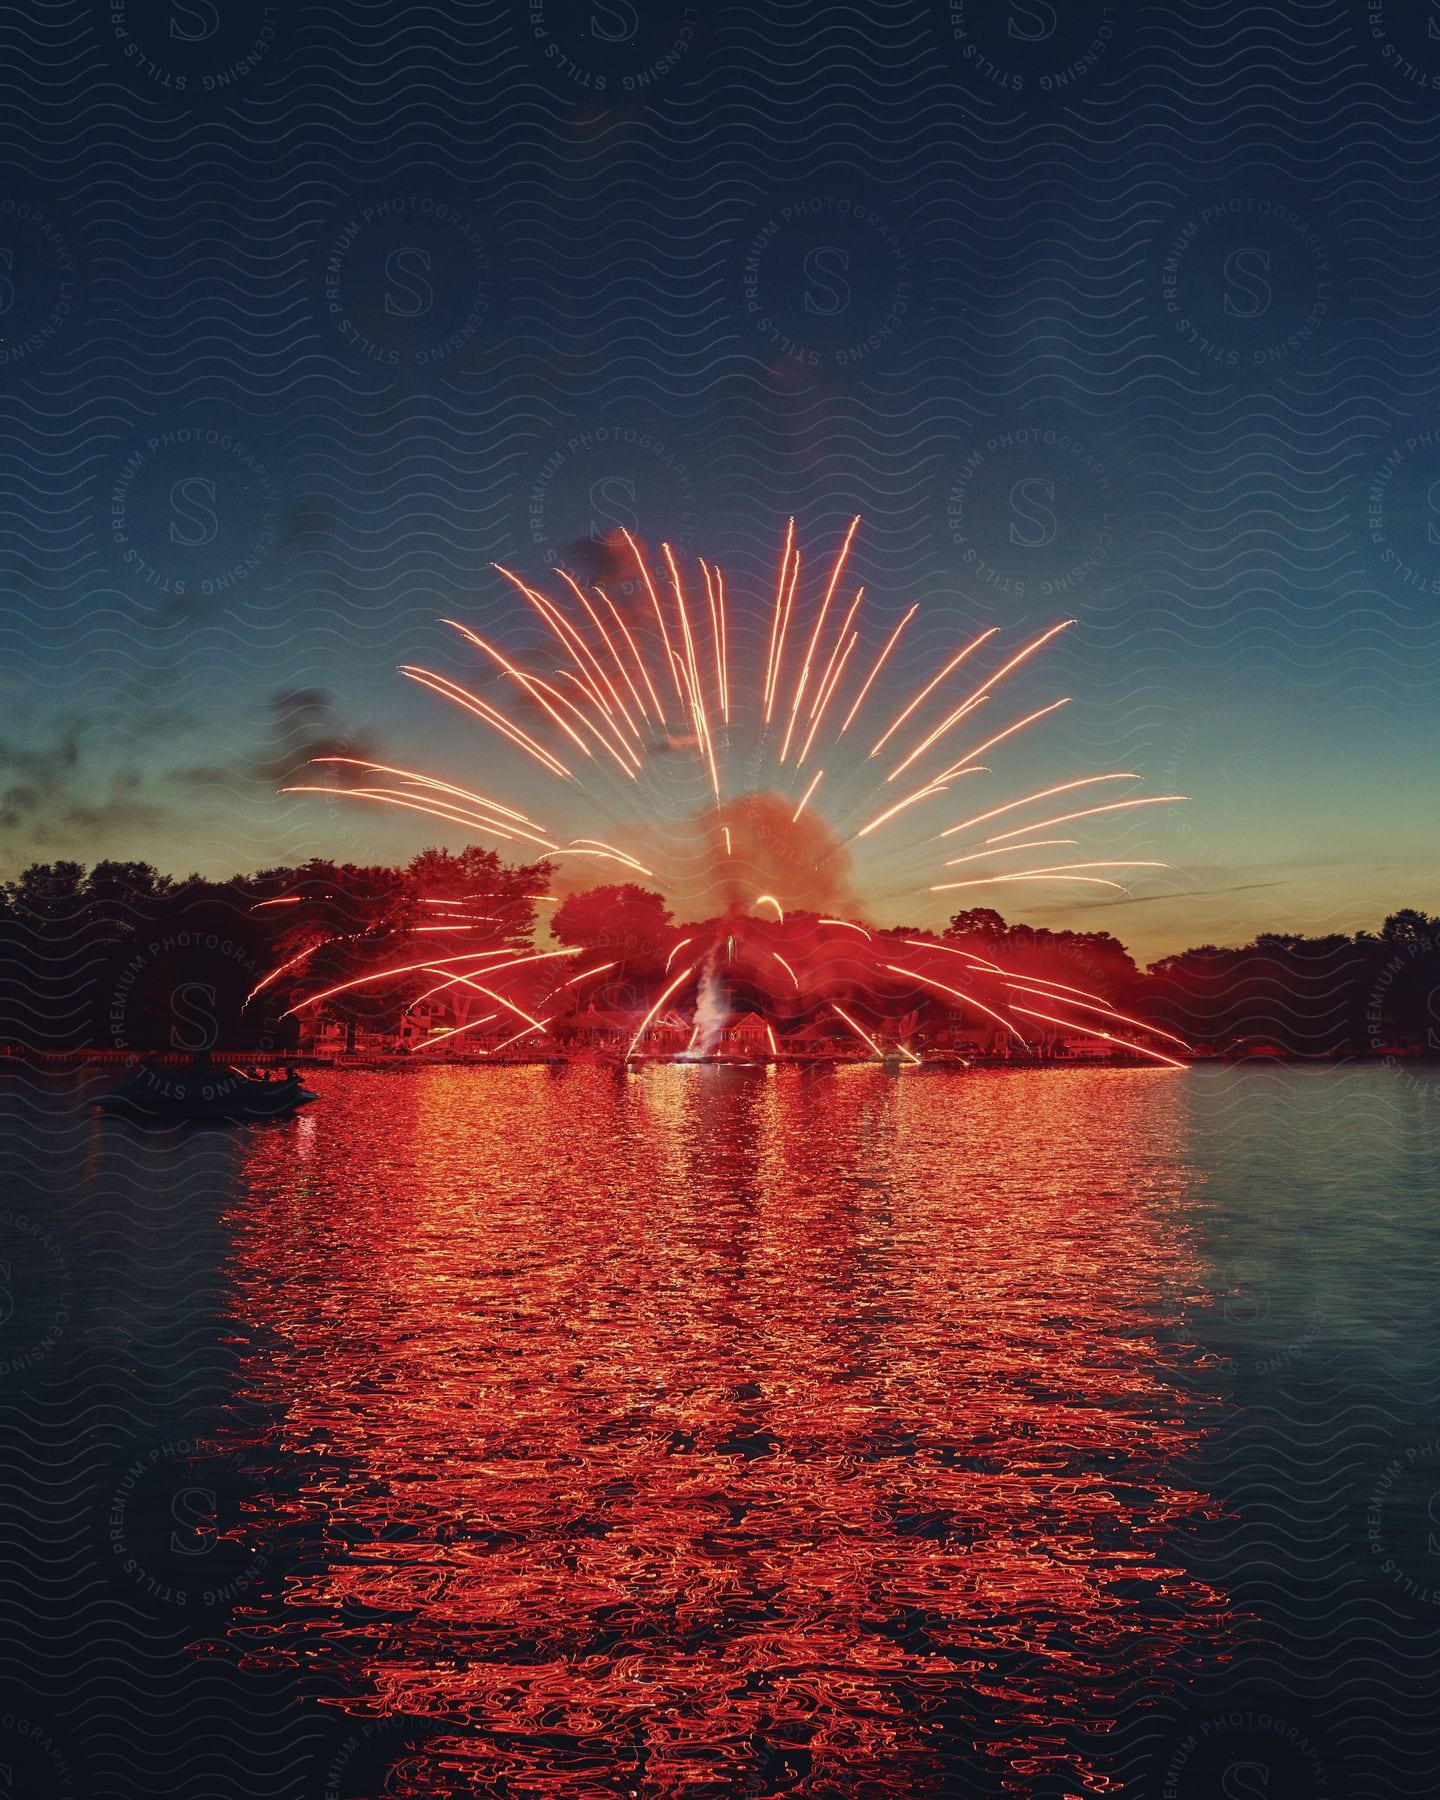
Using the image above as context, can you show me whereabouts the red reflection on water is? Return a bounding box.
[218,1067,1234,1795]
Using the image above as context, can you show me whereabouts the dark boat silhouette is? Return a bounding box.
[99,1062,317,1124]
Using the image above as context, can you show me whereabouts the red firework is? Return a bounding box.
[272,521,1187,1065]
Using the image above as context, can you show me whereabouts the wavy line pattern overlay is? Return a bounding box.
[2,2,1439,1797]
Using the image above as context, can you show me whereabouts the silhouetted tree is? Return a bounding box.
[1381,909,1438,944]
[551,884,673,968]
[4,861,1440,1059]
[944,908,1008,941]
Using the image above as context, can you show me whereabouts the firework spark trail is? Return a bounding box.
[484,1018,553,1057]
[937,860,1167,878]
[400,665,572,779]
[246,940,326,1002]
[1005,986,1191,1049]
[551,569,647,737]
[700,560,730,725]
[499,566,635,740]
[931,873,1148,894]
[273,520,1182,1058]
[558,570,651,730]
[780,515,859,763]
[520,667,641,777]
[700,562,720,708]
[665,543,721,798]
[553,666,636,767]
[627,963,697,1060]
[762,518,795,720]
[558,960,617,989]
[930,698,1070,782]
[884,692,990,783]
[766,548,801,726]
[281,948,578,1018]
[854,771,983,840]
[840,603,916,735]
[937,775,1138,839]
[567,837,653,872]
[797,629,859,767]
[412,1010,499,1051]
[410,972,484,1006]
[942,840,1078,866]
[824,1003,918,1065]
[622,529,684,720]
[984,796,1187,843]
[897,939,1080,996]
[869,629,998,760]
[246,879,493,1005]
[883,963,1031,1049]
[808,588,863,723]
[927,625,1066,751]
[568,845,655,874]
[664,544,706,738]
[434,626,601,765]
[995,969,1114,1006]
[552,661,638,758]
[828,1004,887,1058]
[887,618,1078,784]
[428,970,550,1031]
[716,566,730,724]
[1009,1003,1187,1068]
[597,586,665,724]
[284,785,555,849]
[408,946,557,1009]
[901,938,1043,982]
[791,769,824,822]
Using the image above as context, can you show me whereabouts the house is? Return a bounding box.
[637,1008,691,1052]
[559,1005,634,1048]
[718,1011,771,1055]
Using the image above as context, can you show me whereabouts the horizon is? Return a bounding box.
[3,845,1434,974]
[9,532,1435,967]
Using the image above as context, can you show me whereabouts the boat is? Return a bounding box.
[98,1063,318,1124]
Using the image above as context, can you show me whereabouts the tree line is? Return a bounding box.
[0,855,1436,1057]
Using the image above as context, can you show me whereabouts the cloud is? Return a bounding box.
[1049,880,1293,912]
[277,501,340,547]
[0,714,166,873]
[558,528,633,586]
[250,688,379,789]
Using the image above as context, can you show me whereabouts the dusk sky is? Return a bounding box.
[4,1,1438,963]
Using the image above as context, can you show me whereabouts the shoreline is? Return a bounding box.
[5,1048,1437,1072]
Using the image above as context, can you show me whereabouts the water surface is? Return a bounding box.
[1,1064,1437,1796]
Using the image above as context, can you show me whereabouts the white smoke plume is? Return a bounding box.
[683,954,729,1058]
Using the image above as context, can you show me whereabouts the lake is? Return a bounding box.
[2,1064,1438,1797]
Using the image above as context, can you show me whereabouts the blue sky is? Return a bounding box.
[2,1,1437,964]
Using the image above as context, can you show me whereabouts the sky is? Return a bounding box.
[2,0,1438,965]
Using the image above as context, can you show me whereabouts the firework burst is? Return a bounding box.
[274,521,1187,1065]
